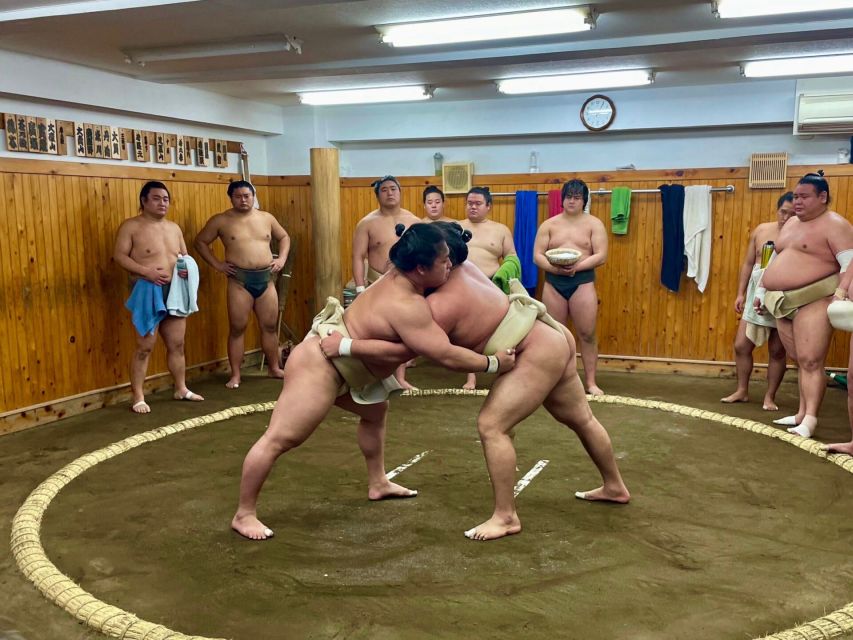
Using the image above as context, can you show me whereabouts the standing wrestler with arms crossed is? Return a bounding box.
[194,180,290,388]
[534,179,608,396]
[755,172,853,438]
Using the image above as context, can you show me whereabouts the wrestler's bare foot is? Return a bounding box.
[464,513,522,541]
[225,376,241,389]
[824,441,853,455]
[721,391,749,404]
[462,373,477,390]
[587,384,604,396]
[267,366,285,380]
[231,512,274,540]
[368,480,418,501]
[762,395,779,411]
[574,485,631,504]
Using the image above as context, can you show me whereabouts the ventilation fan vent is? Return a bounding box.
[749,153,788,189]
[442,162,474,194]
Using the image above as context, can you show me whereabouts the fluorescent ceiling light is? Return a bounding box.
[713,0,853,18]
[377,7,594,48]
[125,34,302,64]
[497,69,653,95]
[742,53,853,77]
[0,0,202,22]
[298,86,433,106]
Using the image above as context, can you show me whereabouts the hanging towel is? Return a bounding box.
[610,186,632,235]
[548,190,562,218]
[513,190,538,290]
[492,255,522,294]
[659,184,686,292]
[683,185,713,293]
[166,254,201,317]
[125,279,167,336]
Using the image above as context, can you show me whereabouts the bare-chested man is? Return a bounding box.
[326,221,629,541]
[458,186,518,389]
[534,179,608,396]
[755,172,853,438]
[231,223,516,540]
[422,185,448,222]
[352,175,421,388]
[194,180,290,389]
[721,192,794,410]
[114,181,203,413]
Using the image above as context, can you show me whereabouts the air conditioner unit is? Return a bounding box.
[796,92,853,134]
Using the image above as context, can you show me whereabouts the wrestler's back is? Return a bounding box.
[218,210,274,269]
[429,263,509,352]
[127,218,183,282]
[762,214,839,290]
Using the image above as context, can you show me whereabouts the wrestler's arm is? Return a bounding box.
[735,230,758,313]
[269,214,291,272]
[352,220,370,289]
[193,215,233,275]
[341,337,414,366]
[113,221,167,283]
[532,222,560,275]
[392,299,513,372]
[828,217,853,297]
[572,218,607,272]
[502,225,518,260]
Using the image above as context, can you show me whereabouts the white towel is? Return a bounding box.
[166,254,200,316]
[683,185,713,293]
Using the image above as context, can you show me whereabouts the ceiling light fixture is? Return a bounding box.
[298,86,434,106]
[124,34,302,64]
[376,6,595,48]
[742,53,853,77]
[712,0,853,18]
[497,69,654,95]
[0,0,203,22]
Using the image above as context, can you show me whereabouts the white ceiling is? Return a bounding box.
[1,0,853,105]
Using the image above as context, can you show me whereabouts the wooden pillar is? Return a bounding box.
[310,147,342,306]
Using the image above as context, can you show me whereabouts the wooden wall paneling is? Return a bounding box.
[0,174,20,408]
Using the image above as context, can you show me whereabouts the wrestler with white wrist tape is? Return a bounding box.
[754,171,853,439]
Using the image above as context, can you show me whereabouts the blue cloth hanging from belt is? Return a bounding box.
[513,190,539,290]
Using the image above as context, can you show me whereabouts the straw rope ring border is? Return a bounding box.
[10,392,853,640]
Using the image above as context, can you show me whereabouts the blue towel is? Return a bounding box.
[659,184,686,292]
[125,279,167,336]
[513,190,538,290]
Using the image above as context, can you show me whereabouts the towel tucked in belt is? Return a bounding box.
[492,255,522,294]
[125,280,167,336]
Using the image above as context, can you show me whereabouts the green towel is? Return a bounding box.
[610,186,631,235]
[492,255,522,294]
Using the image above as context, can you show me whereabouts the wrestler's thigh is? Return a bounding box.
[792,299,833,360]
[252,284,279,325]
[479,331,569,433]
[567,282,599,335]
[334,393,388,423]
[775,318,796,360]
[543,367,594,429]
[158,316,186,349]
[542,281,569,325]
[267,338,342,444]
[226,279,254,329]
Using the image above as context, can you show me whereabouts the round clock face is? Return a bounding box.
[581,94,615,131]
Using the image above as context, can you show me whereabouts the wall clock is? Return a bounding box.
[580,94,616,131]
